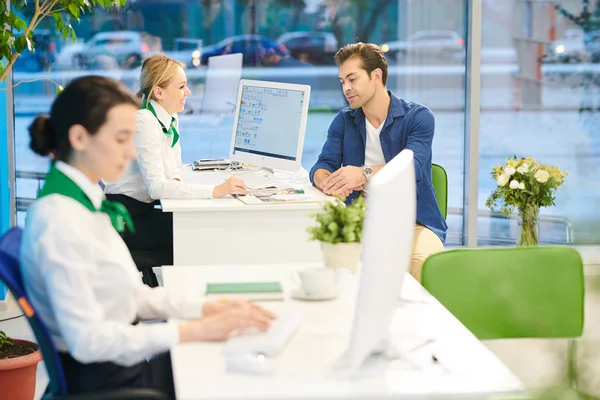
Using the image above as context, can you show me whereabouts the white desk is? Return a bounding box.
[164,264,523,400]
[161,168,328,265]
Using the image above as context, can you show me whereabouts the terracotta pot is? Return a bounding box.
[0,339,43,400]
[320,241,361,274]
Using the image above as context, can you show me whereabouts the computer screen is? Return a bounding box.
[229,79,311,172]
[341,149,416,372]
[200,53,243,116]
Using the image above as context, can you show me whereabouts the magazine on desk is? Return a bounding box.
[235,188,321,205]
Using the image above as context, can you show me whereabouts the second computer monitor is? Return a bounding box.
[229,79,311,172]
[343,149,416,371]
[200,53,243,115]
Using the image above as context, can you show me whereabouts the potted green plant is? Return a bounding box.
[307,196,366,274]
[0,329,42,400]
[485,156,567,246]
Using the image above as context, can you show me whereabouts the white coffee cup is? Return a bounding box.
[293,268,340,296]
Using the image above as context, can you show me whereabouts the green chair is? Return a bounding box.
[421,246,584,386]
[431,163,447,219]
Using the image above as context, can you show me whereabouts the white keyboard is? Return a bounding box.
[233,172,287,190]
[223,311,302,357]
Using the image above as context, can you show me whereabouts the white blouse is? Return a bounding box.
[103,99,213,202]
[20,161,205,366]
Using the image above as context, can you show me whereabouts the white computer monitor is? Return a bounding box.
[342,149,416,371]
[229,79,311,172]
[200,53,243,116]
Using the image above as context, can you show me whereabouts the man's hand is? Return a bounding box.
[331,186,363,200]
[313,169,331,191]
[321,166,366,196]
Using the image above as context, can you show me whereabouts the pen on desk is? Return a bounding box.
[431,354,450,373]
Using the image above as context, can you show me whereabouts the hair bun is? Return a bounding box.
[28,115,56,157]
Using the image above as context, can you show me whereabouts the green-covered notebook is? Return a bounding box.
[205,282,284,301]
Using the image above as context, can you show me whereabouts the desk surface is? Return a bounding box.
[161,167,328,212]
[165,264,523,400]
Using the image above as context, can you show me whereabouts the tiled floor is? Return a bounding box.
[1,269,599,399]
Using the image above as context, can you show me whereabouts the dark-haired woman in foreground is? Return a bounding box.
[20,76,274,398]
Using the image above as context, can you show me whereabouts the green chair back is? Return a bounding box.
[421,246,584,340]
[431,163,447,219]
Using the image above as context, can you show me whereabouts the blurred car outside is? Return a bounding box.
[542,29,588,64]
[276,31,337,65]
[380,30,465,61]
[165,38,203,67]
[71,31,162,69]
[199,34,289,67]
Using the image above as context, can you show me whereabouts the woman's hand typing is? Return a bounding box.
[179,301,275,342]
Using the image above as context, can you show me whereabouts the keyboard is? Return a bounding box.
[192,160,231,171]
[222,311,302,357]
[234,172,287,190]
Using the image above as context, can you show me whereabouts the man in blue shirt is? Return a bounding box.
[309,42,447,281]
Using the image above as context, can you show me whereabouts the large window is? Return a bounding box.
[13,0,468,245]
[479,0,600,245]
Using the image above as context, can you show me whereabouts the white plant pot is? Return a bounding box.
[320,242,361,274]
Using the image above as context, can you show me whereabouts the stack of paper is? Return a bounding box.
[234,188,321,205]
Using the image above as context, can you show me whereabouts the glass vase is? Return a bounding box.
[517,206,539,246]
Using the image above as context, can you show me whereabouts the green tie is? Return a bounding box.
[143,100,179,148]
[99,199,135,234]
[38,164,135,234]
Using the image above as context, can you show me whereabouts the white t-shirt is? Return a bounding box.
[365,118,386,167]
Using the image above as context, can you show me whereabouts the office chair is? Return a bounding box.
[0,227,169,399]
[104,194,170,288]
[421,246,584,387]
[132,250,166,288]
[431,163,448,220]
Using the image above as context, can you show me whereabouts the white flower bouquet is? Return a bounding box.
[485,157,567,246]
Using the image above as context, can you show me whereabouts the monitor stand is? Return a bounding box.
[230,163,275,176]
[257,167,275,175]
[332,337,425,380]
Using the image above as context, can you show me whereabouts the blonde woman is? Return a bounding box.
[104,55,245,271]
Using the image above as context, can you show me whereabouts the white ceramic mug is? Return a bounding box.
[292,268,340,296]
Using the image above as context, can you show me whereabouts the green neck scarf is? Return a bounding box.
[143,99,179,148]
[38,164,135,234]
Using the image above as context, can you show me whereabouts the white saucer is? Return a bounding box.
[291,287,339,301]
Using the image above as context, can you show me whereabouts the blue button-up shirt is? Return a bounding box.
[309,91,448,243]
